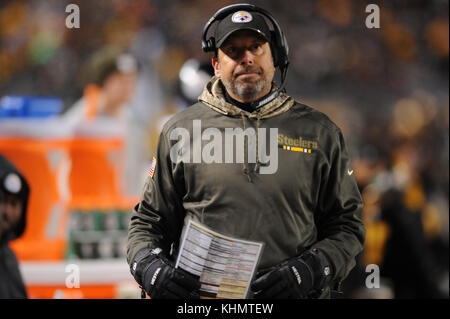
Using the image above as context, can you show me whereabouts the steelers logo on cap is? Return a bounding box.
[232,11,253,23]
[4,173,22,194]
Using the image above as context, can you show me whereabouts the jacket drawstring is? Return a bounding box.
[254,115,261,173]
[240,113,252,183]
[255,114,270,172]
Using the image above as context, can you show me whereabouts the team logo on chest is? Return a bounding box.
[278,133,318,154]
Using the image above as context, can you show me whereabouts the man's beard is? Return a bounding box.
[222,65,271,103]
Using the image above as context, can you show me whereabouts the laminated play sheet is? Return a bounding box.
[175,219,264,299]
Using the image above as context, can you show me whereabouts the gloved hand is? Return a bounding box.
[131,248,201,299]
[251,248,333,299]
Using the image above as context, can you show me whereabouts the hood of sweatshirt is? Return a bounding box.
[198,76,295,120]
[0,154,29,244]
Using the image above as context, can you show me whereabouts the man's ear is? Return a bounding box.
[212,56,221,78]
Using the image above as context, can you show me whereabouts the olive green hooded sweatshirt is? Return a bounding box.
[127,77,365,288]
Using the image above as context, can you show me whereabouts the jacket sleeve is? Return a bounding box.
[312,128,366,285]
[126,128,186,265]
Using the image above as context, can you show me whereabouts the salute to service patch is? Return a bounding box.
[149,157,157,178]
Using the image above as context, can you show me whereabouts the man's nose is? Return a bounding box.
[239,49,255,65]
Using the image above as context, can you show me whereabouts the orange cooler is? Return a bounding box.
[0,119,72,260]
[67,119,134,211]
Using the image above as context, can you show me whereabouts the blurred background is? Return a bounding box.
[0,0,448,299]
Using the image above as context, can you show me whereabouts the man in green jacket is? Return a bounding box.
[127,4,365,299]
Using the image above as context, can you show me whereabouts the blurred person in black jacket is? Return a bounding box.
[380,187,447,299]
[0,154,29,299]
[378,141,448,299]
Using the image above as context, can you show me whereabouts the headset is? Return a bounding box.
[201,3,290,108]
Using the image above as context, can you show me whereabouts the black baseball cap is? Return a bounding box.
[214,10,272,48]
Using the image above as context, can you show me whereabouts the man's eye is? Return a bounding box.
[225,47,236,54]
[250,44,264,54]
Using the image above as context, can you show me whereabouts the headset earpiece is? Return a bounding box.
[281,33,289,60]
[275,32,289,70]
[202,37,216,53]
[207,38,216,53]
[269,31,279,66]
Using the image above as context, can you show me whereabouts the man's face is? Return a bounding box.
[212,30,275,103]
[0,193,22,235]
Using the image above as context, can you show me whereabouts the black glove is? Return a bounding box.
[251,248,333,299]
[131,247,201,299]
